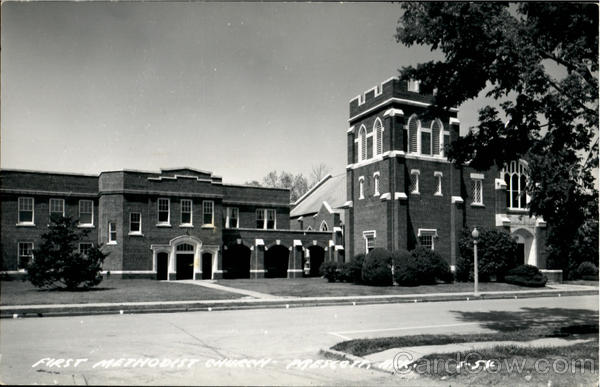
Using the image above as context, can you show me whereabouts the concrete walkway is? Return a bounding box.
[176,279,284,299]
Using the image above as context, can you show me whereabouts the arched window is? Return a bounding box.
[320,221,328,232]
[373,172,380,196]
[374,118,384,156]
[306,226,313,231]
[408,115,419,153]
[502,161,528,209]
[358,125,367,162]
[431,119,443,156]
[358,176,365,200]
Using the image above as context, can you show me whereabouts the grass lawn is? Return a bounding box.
[332,324,599,357]
[564,279,599,287]
[1,278,242,306]
[413,339,598,386]
[216,277,539,298]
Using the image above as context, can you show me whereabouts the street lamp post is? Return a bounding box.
[472,227,479,297]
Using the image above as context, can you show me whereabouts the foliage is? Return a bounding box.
[576,261,599,281]
[391,249,419,286]
[319,261,339,283]
[260,170,309,202]
[564,218,599,279]
[310,163,332,187]
[396,3,598,279]
[339,253,365,283]
[361,248,393,286]
[26,216,108,290]
[457,228,519,282]
[504,264,547,287]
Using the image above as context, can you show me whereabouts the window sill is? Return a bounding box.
[128,232,144,237]
[434,193,443,197]
[156,223,172,228]
[107,241,118,245]
[471,203,485,208]
[77,224,95,229]
[507,208,529,213]
[225,226,239,229]
[358,196,365,200]
[179,224,194,228]
[373,193,380,197]
[201,224,215,229]
[16,223,35,227]
[411,191,420,195]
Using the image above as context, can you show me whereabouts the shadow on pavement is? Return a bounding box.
[451,307,599,335]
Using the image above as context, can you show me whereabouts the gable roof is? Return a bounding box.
[290,173,346,218]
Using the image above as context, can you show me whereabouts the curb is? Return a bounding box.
[319,348,394,375]
[2,289,597,319]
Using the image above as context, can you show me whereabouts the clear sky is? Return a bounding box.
[1,1,490,184]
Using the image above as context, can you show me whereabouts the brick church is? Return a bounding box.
[0,76,548,279]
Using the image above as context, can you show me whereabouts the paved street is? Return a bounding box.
[1,295,597,385]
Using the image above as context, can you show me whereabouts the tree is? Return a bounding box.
[26,216,108,290]
[259,170,310,202]
[310,163,331,187]
[396,3,598,278]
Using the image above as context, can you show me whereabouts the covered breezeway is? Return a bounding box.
[223,244,251,279]
[264,245,289,278]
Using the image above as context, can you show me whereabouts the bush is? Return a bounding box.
[457,228,519,282]
[319,261,339,282]
[339,253,365,283]
[391,249,419,286]
[26,216,109,290]
[576,261,599,281]
[411,247,453,284]
[504,264,547,287]
[361,248,393,286]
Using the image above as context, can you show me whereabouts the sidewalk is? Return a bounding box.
[1,283,597,318]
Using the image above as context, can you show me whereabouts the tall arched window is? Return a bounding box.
[408,115,419,153]
[502,161,528,209]
[358,125,367,161]
[374,118,384,156]
[431,119,443,156]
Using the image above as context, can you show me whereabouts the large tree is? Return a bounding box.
[396,2,598,277]
[257,170,310,202]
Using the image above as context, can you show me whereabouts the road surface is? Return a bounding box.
[1,295,597,385]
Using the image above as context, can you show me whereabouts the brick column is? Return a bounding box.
[287,245,303,278]
[252,241,265,279]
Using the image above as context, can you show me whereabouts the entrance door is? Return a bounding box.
[157,252,168,280]
[176,254,194,280]
[202,253,212,280]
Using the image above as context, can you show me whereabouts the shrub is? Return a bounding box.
[339,253,365,283]
[26,216,109,290]
[504,264,547,287]
[577,261,599,281]
[457,228,519,282]
[361,248,393,286]
[411,247,453,284]
[319,261,339,282]
[391,249,419,286]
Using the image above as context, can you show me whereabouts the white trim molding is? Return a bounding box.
[451,196,464,204]
[383,108,404,117]
[470,172,485,179]
[496,214,512,227]
[395,192,408,200]
[379,192,392,201]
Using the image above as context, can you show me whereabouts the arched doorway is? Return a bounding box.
[202,252,213,280]
[176,243,195,280]
[308,245,325,277]
[156,252,168,280]
[265,245,289,278]
[512,228,536,266]
[223,244,251,279]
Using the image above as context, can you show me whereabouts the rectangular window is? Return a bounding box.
[203,201,214,225]
[157,198,170,224]
[108,222,117,243]
[18,197,34,224]
[434,172,443,196]
[418,229,437,250]
[79,200,93,225]
[226,207,239,228]
[266,209,276,229]
[18,242,33,269]
[472,179,483,205]
[410,171,420,194]
[256,209,265,229]
[130,212,141,234]
[363,231,376,253]
[49,198,65,219]
[181,199,193,225]
[79,242,93,255]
